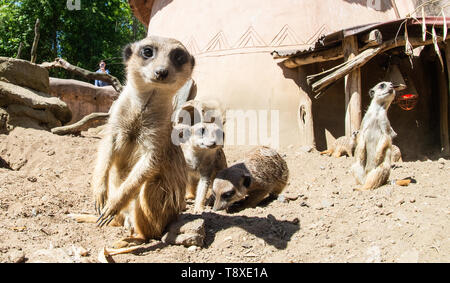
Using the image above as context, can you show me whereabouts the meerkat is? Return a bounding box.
[85,36,195,247]
[391,144,403,163]
[320,131,359,157]
[0,113,8,134]
[351,82,405,191]
[212,146,289,212]
[180,121,227,212]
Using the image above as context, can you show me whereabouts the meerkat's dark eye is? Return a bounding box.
[380,83,386,89]
[170,48,188,67]
[141,46,154,59]
[222,190,235,200]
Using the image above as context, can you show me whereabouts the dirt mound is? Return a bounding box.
[0,128,449,262]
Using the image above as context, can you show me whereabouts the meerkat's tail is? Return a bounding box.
[320,149,332,156]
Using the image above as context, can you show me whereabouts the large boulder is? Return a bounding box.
[0,81,72,127]
[49,78,118,124]
[0,57,50,93]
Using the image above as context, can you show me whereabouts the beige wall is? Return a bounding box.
[147,0,403,147]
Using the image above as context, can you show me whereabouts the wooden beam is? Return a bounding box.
[442,43,450,155]
[280,30,383,68]
[309,34,450,97]
[343,36,361,136]
[283,46,343,68]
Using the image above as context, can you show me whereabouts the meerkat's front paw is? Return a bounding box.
[93,184,108,214]
[185,192,195,200]
[97,197,123,228]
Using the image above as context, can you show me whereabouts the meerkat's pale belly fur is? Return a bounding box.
[102,87,187,238]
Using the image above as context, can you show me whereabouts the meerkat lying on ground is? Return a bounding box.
[212,146,289,212]
[351,82,409,191]
[76,36,195,248]
[320,131,358,157]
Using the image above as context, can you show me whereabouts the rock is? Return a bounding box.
[49,78,118,124]
[284,192,299,201]
[0,80,72,124]
[8,250,26,263]
[161,215,205,247]
[187,246,199,252]
[7,104,61,129]
[438,158,446,164]
[0,57,50,93]
[27,176,37,183]
[277,195,288,203]
[320,199,334,209]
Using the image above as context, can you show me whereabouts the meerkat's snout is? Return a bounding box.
[212,173,250,211]
[154,67,169,81]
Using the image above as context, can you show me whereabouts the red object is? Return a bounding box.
[396,94,418,111]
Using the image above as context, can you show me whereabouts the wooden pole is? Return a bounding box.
[343,35,361,137]
[442,43,450,155]
[30,19,40,63]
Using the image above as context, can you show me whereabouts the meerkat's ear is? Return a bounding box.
[242,174,252,188]
[369,89,375,98]
[123,44,133,62]
[191,55,196,68]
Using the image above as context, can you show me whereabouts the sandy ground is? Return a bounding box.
[0,127,449,263]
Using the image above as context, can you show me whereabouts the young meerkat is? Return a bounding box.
[351,82,405,191]
[180,121,227,213]
[320,131,359,157]
[212,146,289,212]
[91,36,195,247]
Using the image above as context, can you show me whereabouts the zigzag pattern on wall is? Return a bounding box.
[184,24,330,56]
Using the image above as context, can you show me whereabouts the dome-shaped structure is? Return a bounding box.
[130,0,414,148]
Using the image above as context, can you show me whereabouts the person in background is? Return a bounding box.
[94,60,110,87]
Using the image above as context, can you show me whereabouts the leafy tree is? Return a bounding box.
[0,0,147,83]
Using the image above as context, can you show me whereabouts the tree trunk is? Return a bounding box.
[30,19,40,63]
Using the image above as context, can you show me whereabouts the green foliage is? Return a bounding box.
[0,0,147,83]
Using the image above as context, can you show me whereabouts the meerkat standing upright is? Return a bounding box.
[173,100,227,213]
[91,36,195,246]
[351,82,404,191]
[181,122,227,212]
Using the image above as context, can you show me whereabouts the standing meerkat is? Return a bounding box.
[180,121,227,213]
[391,144,403,163]
[320,131,358,157]
[212,146,289,211]
[91,36,195,247]
[174,100,227,212]
[351,82,405,191]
